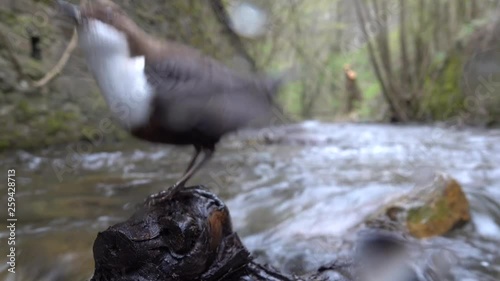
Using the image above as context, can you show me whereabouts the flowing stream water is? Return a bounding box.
[0,122,499,280]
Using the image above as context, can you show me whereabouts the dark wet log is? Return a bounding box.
[90,186,298,281]
[90,186,454,281]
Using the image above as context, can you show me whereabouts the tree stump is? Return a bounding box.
[344,64,362,114]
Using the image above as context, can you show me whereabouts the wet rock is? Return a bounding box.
[385,174,471,238]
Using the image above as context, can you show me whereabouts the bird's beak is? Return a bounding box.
[55,0,82,25]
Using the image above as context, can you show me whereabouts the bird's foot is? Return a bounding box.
[145,183,185,206]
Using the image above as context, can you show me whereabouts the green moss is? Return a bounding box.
[45,116,65,135]
[421,51,465,120]
[408,206,431,224]
[16,99,37,120]
[0,9,18,26]
[44,111,79,136]
[408,198,451,224]
[21,58,45,80]
[0,138,10,150]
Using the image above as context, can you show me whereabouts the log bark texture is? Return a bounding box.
[90,187,300,281]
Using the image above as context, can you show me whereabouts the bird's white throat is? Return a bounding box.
[78,19,153,130]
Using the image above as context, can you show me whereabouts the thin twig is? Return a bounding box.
[0,26,77,90]
[33,28,78,88]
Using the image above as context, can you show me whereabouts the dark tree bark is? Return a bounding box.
[90,186,299,281]
[399,0,412,92]
[456,1,467,23]
[372,0,392,77]
[432,1,441,52]
[469,1,479,20]
[332,0,345,53]
[413,0,426,83]
[353,0,408,122]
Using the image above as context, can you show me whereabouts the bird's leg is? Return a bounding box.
[182,146,201,176]
[145,146,200,206]
[146,148,214,206]
[174,148,213,188]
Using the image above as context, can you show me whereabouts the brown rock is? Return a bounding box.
[405,175,471,238]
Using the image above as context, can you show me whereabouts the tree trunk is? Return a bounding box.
[432,1,442,52]
[333,0,345,52]
[372,0,392,77]
[469,1,479,21]
[399,0,412,93]
[413,0,426,83]
[353,0,408,121]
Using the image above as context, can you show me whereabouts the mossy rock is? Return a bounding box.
[384,174,471,239]
[407,178,470,238]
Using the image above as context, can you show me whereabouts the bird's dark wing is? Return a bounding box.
[144,55,281,141]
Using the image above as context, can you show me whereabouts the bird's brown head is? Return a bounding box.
[80,0,128,29]
[57,0,156,57]
[57,0,131,30]
[56,0,81,24]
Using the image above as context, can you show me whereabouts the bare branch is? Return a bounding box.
[0,24,77,91]
[33,29,78,88]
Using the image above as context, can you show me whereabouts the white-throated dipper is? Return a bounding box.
[56,0,283,201]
